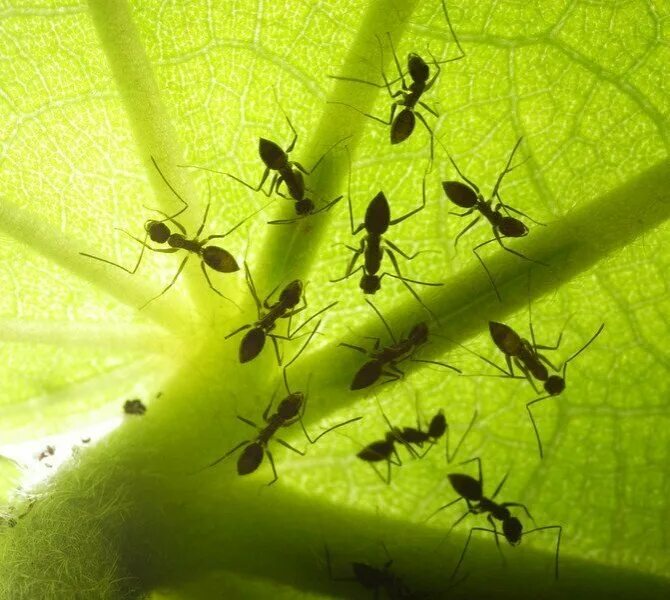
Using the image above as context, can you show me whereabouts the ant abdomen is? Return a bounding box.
[447,473,482,501]
[237,443,264,475]
[202,246,239,273]
[498,216,528,238]
[351,360,383,390]
[489,321,524,355]
[442,181,478,208]
[391,109,415,145]
[259,138,288,170]
[240,328,266,363]
[427,411,447,438]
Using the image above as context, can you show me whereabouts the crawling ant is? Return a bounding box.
[441,138,548,300]
[428,457,562,580]
[340,300,459,390]
[182,106,346,225]
[331,167,442,313]
[81,158,263,308]
[329,2,464,159]
[479,318,605,458]
[325,544,415,600]
[208,326,362,485]
[357,401,476,484]
[123,398,147,415]
[225,262,337,364]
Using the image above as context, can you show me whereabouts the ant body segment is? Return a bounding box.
[80,158,257,308]
[329,2,465,159]
[331,171,442,313]
[208,326,361,485]
[442,138,546,300]
[225,262,337,364]
[429,457,562,580]
[340,300,459,390]
[325,544,415,600]
[482,319,605,458]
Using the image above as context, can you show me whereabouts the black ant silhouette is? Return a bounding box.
[331,167,443,312]
[325,543,416,600]
[340,300,460,390]
[357,400,477,484]
[329,2,465,159]
[225,262,337,364]
[428,457,562,581]
[182,106,346,225]
[207,326,362,485]
[123,399,147,415]
[441,138,546,301]
[80,158,258,308]
[475,317,605,458]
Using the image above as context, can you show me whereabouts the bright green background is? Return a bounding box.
[1,0,669,598]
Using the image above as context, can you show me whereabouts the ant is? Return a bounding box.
[441,138,547,301]
[340,300,460,390]
[182,105,346,225]
[357,401,477,484]
[208,325,362,485]
[331,165,443,313]
[478,317,605,458]
[81,158,258,308]
[225,262,337,364]
[428,457,562,581]
[329,1,465,159]
[123,399,147,415]
[325,544,416,600]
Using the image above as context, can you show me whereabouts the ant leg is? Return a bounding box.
[490,137,524,199]
[365,298,397,343]
[384,32,408,91]
[265,449,279,486]
[330,264,363,284]
[116,229,179,254]
[284,320,322,369]
[441,0,467,61]
[490,472,510,501]
[384,238,433,261]
[501,502,536,525]
[339,342,369,354]
[327,101,391,125]
[331,238,364,282]
[560,323,605,377]
[300,413,363,445]
[389,173,427,225]
[445,409,478,463]
[449,207,477,218]
[526,395,551,459]
[384,250,441,316]
[290,301,339,339]
[243,262,263,316]
[275,437,305,456]
[269,334,283,366]
[425,497,464,522]
[199,262,240,309]
[419,100,439,118]
[453,216,481,248]
[80,231,151,275]
[535,351,561,372]
[495,230,547,266]
[236,415,259,429]
[228,167,273,195]
[203,198,273,243]
[472,238,502,302]
[415,111,435,161]
[139,255,190,309]
[410,358,461,374]
[496,197,546,226]
[224,323,251,340]
[207,440,250,468]
[522,525,562,579]
[150,156,189,220]
[451,527,501,581]
[312,194,343,215]
[487,515,506,566]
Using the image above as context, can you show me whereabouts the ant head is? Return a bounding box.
[544,375,565,396]
[442,181,478,208]
[351,360,383,390]
[277,392,303,420]
[360,273,381,294]
[259,137,288,170]
[145,220,171,243]
[489,321,523,355]
[390,108,415,145]
[407,53,430,82]
[427,410,447,439]
[203,246,240,273]
[503,516,523,545]
[408,322,429,345]
[279,280,303,307]
[447,473,482,501]
[498,216,528,238]
[239,328,266,363]
[295,198,314,215]
[237,443,264,475]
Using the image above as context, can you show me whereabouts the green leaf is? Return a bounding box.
[1,0,669,598]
